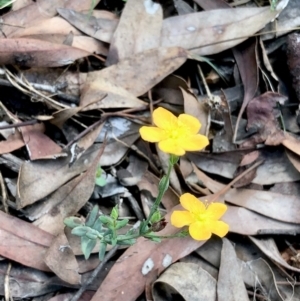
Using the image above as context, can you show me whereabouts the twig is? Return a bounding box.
[69,245,119,301]
[210,160,264,202]
[0,171,8,213]
[0,120,38,130]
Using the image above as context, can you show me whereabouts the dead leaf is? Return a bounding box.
[233,38,258,142]
[0,130,25,155]
[223,205,300,236]
[80,47,187,110]
[107,0,162,64]
[0,262,61,298]
[217,238,248,301]
[57,8,118,43]
[45,232,81,285]
[17,144,100,206]
[20,123,64,160]
[250,237,300,273]
[0,38,91,67]
[244,92,287,147]
[153,262,216,301]
[224,188,300,224]
[33,145,104,235]
[0,210,53,271]
[161,7,279,55]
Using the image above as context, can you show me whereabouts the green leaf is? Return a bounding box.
[86,232,98,240]
[99,215,114,226]
[93,218,102,232]
[98,242,107,261]
[115,219,129,230]
[117,238,136,245]
[64,217,83,229]
[110,206,119,220]
[85,205,99,227]
[111,236,117,247]
[95,176,106,187]
[144,234,162,243]
[71,226,89,237]
[81,236,97,260]
[150,211,161,224]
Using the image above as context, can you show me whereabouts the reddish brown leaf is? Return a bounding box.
[0,211,53,271]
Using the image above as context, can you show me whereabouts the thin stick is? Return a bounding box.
[69,246,119,301]
[0,120,38,130]
[210,160,264,202]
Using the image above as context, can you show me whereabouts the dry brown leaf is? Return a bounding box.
[250,237,300,273]
[45,232,80,285]
[57,8,118,43]
[233,38,258,142]
[153,263,216,301]
[11,16,82,38]
[107,0,162,65]
[17,145,100,206]
[80,47,187,110]
[3,0,100,38]
[182,87,209,135]
[217,238,248,301]
[20,123,64,160]
[223,205,300,236]
[0,210,53,271]
[189,148,300,185]
[0,130,25,155]
[244,92,287,147]
[33,146,104,235]
[224,188,300,224]
[161,7,279,55]
[0,38,91,67]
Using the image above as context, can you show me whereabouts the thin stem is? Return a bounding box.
[144,156,175,226]
[69,245,119,301]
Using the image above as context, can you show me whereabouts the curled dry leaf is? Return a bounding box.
[153,262,216,301]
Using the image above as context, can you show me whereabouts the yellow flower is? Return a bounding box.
[171,193,229,241]
[139,107,209,156]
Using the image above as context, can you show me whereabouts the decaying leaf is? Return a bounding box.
[0,38,91,67]
[80,47,187,110]
[107,0,162,64]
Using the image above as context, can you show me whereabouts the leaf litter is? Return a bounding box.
[1,0,300,301]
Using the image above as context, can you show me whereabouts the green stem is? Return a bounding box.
[144,155,178,226]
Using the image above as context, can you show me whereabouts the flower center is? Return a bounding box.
[166,123,189,140]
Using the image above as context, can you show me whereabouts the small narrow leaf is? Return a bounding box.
[81,236,97,260]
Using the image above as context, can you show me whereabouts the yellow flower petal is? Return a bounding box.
[171,211,195,227]
[139,126,167,142]
[209,220,229,238]
[206,203,228,220]
[178,114,201,134]
[180,193,206,214]
[177,134,209,152]
[189,222,212,240]
[153,107,177,130]
[158,139,185,156]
